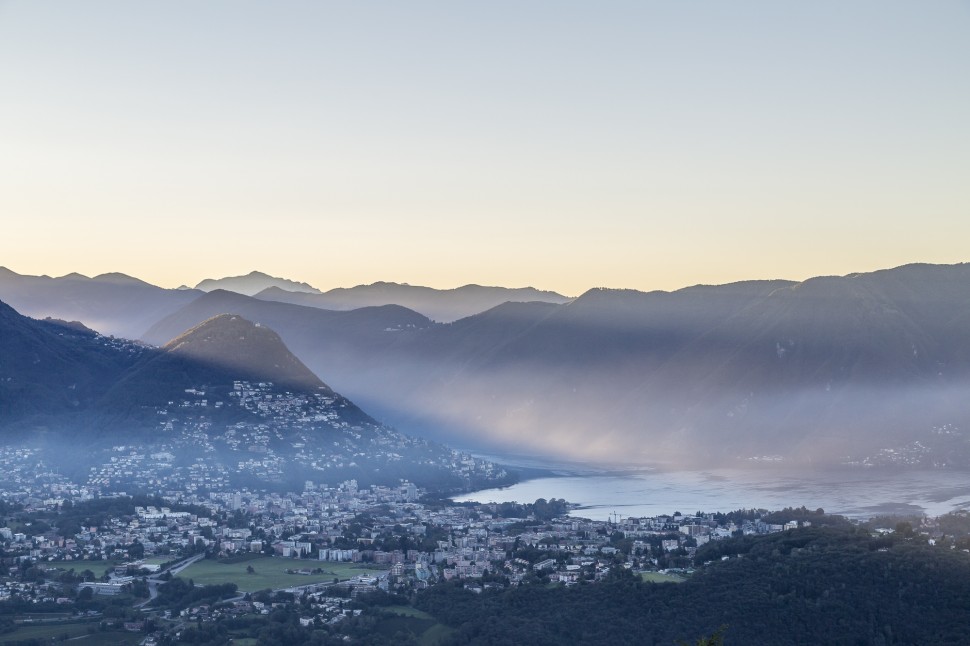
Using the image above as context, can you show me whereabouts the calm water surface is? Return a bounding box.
[453,466,970,521]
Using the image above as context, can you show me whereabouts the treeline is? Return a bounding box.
[713,505,851,527]
[412,526,970,645]
[420,497,568,522]
[55,494,211,536]
[483,498,569,521]
[175,602,407,645]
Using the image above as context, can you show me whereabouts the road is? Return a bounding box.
[136,553,206,609]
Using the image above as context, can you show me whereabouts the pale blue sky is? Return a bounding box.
[1,1,967,294]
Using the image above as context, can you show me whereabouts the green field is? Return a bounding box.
[639,571,687,583]
[178,556,386,592]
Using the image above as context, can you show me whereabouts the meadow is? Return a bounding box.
[177,555,386,592]
[638,571,687,583]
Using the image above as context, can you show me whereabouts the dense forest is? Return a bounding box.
[412,527,970,645]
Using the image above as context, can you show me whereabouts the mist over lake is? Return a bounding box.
[454,464,970,521]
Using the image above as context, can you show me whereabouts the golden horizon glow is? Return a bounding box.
[1,1,968,297]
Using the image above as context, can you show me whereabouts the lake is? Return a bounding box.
[453,465,970,521]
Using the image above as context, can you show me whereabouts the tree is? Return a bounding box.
[128,540,145,560]
[680,626,727,646]
[131,578,150,598]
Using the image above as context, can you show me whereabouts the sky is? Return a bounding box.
[1,1,968,296]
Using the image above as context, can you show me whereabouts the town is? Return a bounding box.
[1,463,968,645]
[0,378,514,498]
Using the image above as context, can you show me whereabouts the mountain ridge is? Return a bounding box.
[148,262,970,466]
[195,270,323,296]
[6,261,970,468]
[253,281,571,322]
[0,267,202,339]
[0,299,511,490]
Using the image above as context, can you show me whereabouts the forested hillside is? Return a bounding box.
[414,527,970,645]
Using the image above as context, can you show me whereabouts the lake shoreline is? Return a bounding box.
[455,462,970,522]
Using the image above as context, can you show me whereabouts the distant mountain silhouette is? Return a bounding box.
[136,263,970,466]
[0,267,200,339]
[8,262,970,467]
[141,290,433,388]
[253,282,570,322]
[195,271,322,296]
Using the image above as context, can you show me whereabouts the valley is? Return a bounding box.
[3,264,970,644]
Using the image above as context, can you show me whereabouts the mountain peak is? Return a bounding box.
[194,272,323,296]
[92,272,152,287]
[162,314,328,393]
